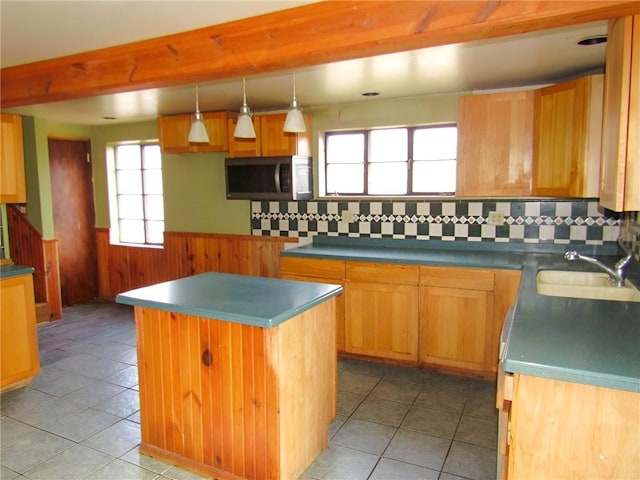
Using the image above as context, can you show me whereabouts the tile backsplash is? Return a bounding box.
[252,199,624,246]
[620,211,640,259]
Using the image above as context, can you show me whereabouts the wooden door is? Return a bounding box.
[49,138,98,306]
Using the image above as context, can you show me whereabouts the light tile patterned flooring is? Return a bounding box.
[1,302,498,480]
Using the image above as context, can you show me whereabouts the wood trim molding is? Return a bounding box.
[2,1,639,108]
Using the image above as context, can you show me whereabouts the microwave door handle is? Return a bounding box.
[274,163,282,193]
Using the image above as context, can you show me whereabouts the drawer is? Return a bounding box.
[280,257,345,280]
[420,265,494,291]
[346,262,419,285]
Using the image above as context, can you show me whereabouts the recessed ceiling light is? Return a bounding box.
[361,92,380,97]
[577,35,607,46]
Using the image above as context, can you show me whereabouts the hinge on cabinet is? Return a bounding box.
[86,153,91,163]
[507,420,512,446]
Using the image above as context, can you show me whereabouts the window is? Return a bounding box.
[108,143,164,245]
[325,125,457,196]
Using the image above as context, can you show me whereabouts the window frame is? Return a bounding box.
[323,124,457,197]
[107,142,164,247]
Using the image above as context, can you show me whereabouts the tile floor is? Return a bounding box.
[1,302,498,480]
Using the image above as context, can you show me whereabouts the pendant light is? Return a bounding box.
[234,78,256,138]
[283,72,306,133]
[188,85,209,143]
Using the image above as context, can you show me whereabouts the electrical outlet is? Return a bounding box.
[487,211,505,226]
[343,209,355,223]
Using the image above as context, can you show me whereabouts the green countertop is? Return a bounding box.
[115,272,343,328]
[282,237,640,393]
[0,264,35,279]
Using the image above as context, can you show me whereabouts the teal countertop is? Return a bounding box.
[282,237,640,393]
[0,264,35,279]
[115,272,343,328]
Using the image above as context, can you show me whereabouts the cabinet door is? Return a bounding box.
[259,114,310,157]
[158,114,191,153]
[600,15,640,211]
[191,112,229,152]
[419,285,494,372]
[227,115,262,157]
[158,112,229,153]
[533,75,603,197]
[0,113,27,204]
[1,275,39,389]
[345,281,419,362]
[457,91,534,196]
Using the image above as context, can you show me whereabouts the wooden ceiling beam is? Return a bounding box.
[2,0,639,109]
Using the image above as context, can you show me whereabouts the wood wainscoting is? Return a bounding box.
[96,229,298,300]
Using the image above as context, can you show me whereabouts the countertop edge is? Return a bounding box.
[116,275,343,329]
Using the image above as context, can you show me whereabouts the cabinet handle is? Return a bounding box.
[201,348,212,367]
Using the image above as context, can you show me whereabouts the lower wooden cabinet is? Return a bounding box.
[345,281,419,362]
[1,273,39,391]
[420,285,494,372]
[280,257,346,351]
[279,256,522,376]
[502,374,639,478]
[345,262,419,362]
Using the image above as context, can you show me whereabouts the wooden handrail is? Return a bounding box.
[6,205,47,302]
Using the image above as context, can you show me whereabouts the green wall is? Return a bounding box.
[90,120,249,235]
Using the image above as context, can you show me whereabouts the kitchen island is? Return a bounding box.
[116,272,342,480]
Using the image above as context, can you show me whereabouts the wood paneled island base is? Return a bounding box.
[133,299,336,480]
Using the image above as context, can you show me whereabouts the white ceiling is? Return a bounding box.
[0,1,608,126]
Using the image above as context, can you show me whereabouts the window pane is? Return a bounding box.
[116,170,142,194]
[119,219,145,243]
[145,195,164,220]
[326,164,364,194]
[369,163,407,194]
[146,221,164,244]
[370,129,407,163]
[143,169,163,194]
[326,133,365,164]
[118,195,143,219]
[115,145,142,169]
[412,160,456,193]
[414,126,457,160]
[142,145,162,169]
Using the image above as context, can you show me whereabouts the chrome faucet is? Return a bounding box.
[564,250,634,287]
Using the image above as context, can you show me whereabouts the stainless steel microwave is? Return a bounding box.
[225,155,313,200]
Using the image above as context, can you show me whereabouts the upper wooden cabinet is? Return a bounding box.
[600,15,640,211]
[533,75,604,198]
[0,113,27,204]
[227,113,311,157]
[457,91,534,197]
[227,114,262,157]
[158,111,229,153]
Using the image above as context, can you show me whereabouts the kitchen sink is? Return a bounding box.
[536,270,640,302]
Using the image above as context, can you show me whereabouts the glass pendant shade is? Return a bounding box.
[283,73,306,133]
[234,78,256,138]
[188,86,209,143]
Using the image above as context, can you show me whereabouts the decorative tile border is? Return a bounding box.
[251,199,624,246]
